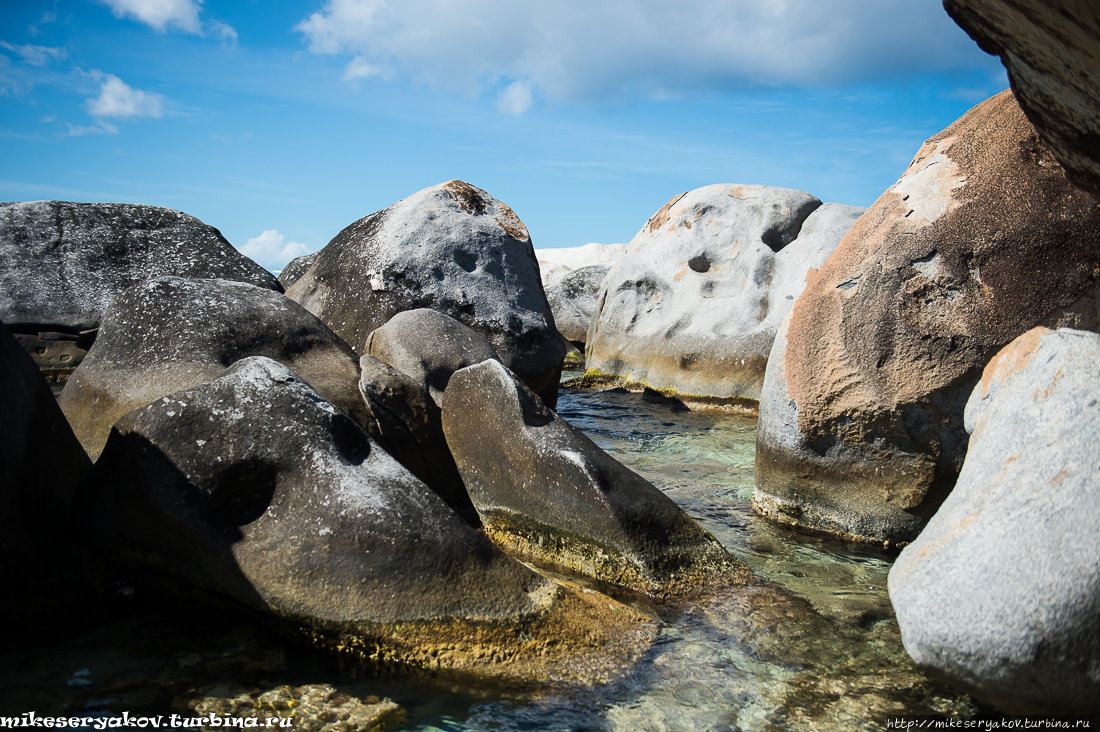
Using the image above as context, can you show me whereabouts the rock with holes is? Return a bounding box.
[0,201,280,352]
[889,327,1100,714]
[75,357,656,682]
[753,90,1100,545]
[945,0,1100,199]
[59,276,369,460]
[536,243,628,287]
[441,358,748,596]
[285,181,565,406]
[585,185,862,402]
[545,265,610,346]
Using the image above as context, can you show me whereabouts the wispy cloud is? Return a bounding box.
[0,41,68,67]
[63,121,119,137]
[85,73,164,119]
[497,80,533,115]
[209,19,237,49]
[240,229,312,270]
[100,0,203,34]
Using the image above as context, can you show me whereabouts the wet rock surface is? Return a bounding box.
[58,276,368,460]
[754,90,1100,545]
[585,185,860,403]
[187,684,405,731]
[889,327,1100,714]
[285,180,564,404]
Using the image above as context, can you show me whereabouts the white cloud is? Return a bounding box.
[342,56,382,82]
[497,80,533,115]
[296,0,1001,103]
[85,74,164,119]
[101,0,203,34]
[63,121,119,137]
[0,42,68,67]
[209,20,238,48]
[241,230,312,270]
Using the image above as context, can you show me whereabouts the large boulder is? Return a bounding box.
[0,321,95,626]
[753,90,1100,545]
[889,327,1100,714]
[59,276,368,460]
[76,357,655,681]
[441,359,748,596]
[0,201,280,333]
[535,243,628,287]
[545,265,609,346]
[276,252,318,289]
[944,0,1100,199]
[285,181,565,404]
[585,185,862,402]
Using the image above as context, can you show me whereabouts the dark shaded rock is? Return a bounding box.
[75,357,655,682]
[285,181,564,405]
[0,321,95,626]
[585,185,861,402]
[890,327,1100,714]
[59,276,368,460]
[277,251,319,289]
[753,90,1100,545]
[364,308,502,408]
[357,354,474,523]
[441,359,749,595]
[545,265,609,345]
[0,201,280,333]
[945,0,1100,199]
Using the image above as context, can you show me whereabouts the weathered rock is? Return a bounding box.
[276,251,319,289]
[75,357,655,682]
[889,327,1100,714]
[753,90,1100,545]
[357,353,473,523]
[286,181,564,404]
[0,201,280,334]
[364,308,503,408]
[545,265,609,346]
[0,321,95,625]
[59,276,368,460]
[187,684,405,731]
[945,0,1100,199]
[442,359,748,595]
[536,243,628,287]
[585,185,862,402]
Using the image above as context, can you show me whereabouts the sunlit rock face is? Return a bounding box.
[545,265,610,346]
[585,184,862,403]
[753,90,1100,545]
[890,327,1100,715]
[285,180,564,406]
[945,0,1100,199]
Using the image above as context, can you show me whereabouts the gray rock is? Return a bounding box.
[0,321,95,626]
[753,91,1100,544]
[277,252,319,289]
[441,359,748,595]
[545,265,609,345]
[889,327,1100,714]
[59,276,368,460]
[0,201,280,333]
[535,243,627,287]
[364,308,502,409]
[585,185,861,402]
[945,0,1100,199]
[285,181,564,405]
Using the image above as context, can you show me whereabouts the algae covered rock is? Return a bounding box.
[59,276,368,460]
[889,327,1100,714]
[286,180,564,404]
[753,90,1100,544]
[442,358,747,595]
[585,185,861,402]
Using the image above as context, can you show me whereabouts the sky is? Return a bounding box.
[0,0,1007,272]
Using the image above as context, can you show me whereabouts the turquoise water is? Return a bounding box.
[1,381,979,729]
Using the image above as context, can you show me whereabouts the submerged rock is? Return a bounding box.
[442,359,748,595]
[187,684,405,731]
[285,180,564,404]
[585,185,861,403]
[753,90,1100,544]
[59,276,368,460]
[76,357,655,682]
[889,327,1100,714]
[545,265,609,346]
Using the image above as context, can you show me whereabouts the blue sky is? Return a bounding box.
[1,1,1006,271]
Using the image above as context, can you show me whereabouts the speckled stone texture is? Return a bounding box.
[0,201,280,333]
[945,0,1100,199]
[585,185,862,402]
[285,180,564,404]
[889,327,1100,715]
[59,276,368,460]
[545,265,609,345]
[753,90,1100,545]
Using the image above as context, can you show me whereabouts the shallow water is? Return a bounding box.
[1,380,979,729]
